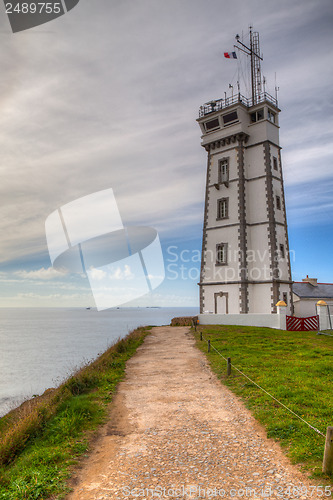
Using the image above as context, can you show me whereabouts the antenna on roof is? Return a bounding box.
[234,26,263,105]
[275,72,280,102]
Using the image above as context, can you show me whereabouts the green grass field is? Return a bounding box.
[194,325,333,481]
[0,326,150,500]
[1,323,331,498]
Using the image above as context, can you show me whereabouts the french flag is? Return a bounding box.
[224,52,237,59]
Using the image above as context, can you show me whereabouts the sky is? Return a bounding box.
[0,0,332,308]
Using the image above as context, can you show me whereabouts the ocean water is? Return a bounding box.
[0,307,198,417]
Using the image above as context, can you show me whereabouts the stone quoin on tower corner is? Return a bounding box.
[197,28,293,320]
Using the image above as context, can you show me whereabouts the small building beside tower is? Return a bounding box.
[293,276,333,317]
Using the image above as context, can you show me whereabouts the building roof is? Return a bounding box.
[293,282,333,299]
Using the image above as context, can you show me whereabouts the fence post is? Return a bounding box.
[276,300,287,330]
[227,357,231,377]
[317,301,328,331]
[208,340,210,352]
[323,426,333,475]
[200,331,202,341]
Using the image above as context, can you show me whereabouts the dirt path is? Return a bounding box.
[67,327,322,499]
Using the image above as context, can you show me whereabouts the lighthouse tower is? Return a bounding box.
[198,30,292,317]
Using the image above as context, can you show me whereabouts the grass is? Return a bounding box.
[193,324,333,481]
[0,326,151,499]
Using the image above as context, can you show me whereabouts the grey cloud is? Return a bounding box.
[0,0,332,269]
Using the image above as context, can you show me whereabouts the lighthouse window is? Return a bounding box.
[204,118,220,132]
[216,243,228,265]
[222,111,238,125]
[280,244,285,259]
[217,198,229,219]
[268,109,276,123]
[273,157,278,170]
[276,195,281,210]
[250,108,264,123]
[218,158,229,184]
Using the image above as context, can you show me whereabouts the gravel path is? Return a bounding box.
[67,326,325,499]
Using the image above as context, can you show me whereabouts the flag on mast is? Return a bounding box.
[224,52,237,59]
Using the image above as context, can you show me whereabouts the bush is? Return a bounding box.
[171,316,198,326]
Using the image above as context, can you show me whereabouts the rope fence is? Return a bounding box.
[209,337,325,437]
[191,320,333,475]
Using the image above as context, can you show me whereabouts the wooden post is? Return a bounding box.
[323,426,333,475]
[200,331,202,341]
[208,340,210,352]
[227,357,231,377]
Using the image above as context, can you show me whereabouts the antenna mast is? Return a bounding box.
[275,72,279,102]
[235,27,263,105]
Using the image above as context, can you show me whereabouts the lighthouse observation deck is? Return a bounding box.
[199,91,278,118]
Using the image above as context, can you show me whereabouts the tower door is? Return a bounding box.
[214,292,229,314]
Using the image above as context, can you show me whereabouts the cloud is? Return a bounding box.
[286,178,333,226]
[3,292,92,307]
[14,267,66,280]
[109,265,134,281]
[283,142,333,186]
[147,274,164,281]
[0,0,332,304]
[88,268,107,281]
[88,265,135,281]
[123,265,134,279]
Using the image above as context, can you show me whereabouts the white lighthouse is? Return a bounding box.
[197,29,293,321]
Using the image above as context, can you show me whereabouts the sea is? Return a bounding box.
[0,307,198,418]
